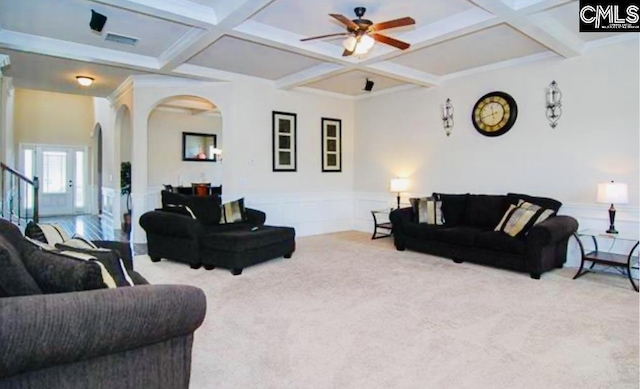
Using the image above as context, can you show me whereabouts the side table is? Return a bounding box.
[371,209,393,240]
[573,229,639,292]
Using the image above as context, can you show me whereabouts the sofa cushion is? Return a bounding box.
[507,193,562,213]
[403,222,445,240]
[433,193,469,226]
[475,231,527,255]
[201,226,295,252]
[161,190,221,225]
[0,220,42,297]
[431,227,481,247]
[463,195,509,229]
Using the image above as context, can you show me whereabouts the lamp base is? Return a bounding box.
[396,194,401,210]
[606,205,618,234]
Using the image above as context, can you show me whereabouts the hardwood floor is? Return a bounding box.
[37,214,147,255]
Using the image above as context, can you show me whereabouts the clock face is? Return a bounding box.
[472,92,518,137]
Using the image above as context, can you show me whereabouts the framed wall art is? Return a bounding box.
[272,111,297,172]
[321,117,341,172]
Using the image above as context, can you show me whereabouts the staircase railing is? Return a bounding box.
[1,163,39,224]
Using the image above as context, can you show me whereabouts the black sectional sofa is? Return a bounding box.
[390,192,579,279]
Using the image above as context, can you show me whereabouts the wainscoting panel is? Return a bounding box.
[101,187,115,232]
[136,188,640,272]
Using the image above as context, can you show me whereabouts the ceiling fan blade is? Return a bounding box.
[300,32,349,42]
[342,49,354,57]
[370,17,415,32]
[330,13,360,31]
[372,33,411,50]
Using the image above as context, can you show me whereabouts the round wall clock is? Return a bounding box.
[471,91,518,137]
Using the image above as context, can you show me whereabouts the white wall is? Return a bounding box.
[126,77,355,243]
[147,109,222,186]
[352,39,639,266]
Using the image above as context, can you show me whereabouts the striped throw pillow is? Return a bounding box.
[25,222,71,245]
[409,197,444,225]
[220,198,247,224]
[495,202,555,237]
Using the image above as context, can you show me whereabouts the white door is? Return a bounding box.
[20,145,87,216]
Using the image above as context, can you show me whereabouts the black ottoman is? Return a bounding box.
[200,225,295,275]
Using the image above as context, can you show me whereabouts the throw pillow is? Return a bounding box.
[410,197,443,225]
[495,202,555,237]
[517,200,555,226]
[220,198,247,224]
[24,222,71,244]
[54,244,135,287]
[21,240,108,293]
[433,193,469,226]
[0,220,42,296]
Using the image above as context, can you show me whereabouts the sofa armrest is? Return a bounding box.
[245,208,266,225]
[526,215,579,247]
[139,211,203,239]
[0,284,206,379]
[389,207,414,233]
[92,240,133,271]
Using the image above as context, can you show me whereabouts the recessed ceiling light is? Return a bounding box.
[76,76,94,87]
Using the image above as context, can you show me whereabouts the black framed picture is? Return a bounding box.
[182,132,217,162]
[321,118,341,172]
[272,111,297,172]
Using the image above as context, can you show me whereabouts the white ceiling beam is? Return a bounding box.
[514,14,583,57]
[171,63,272,84]
[364,62,440,87]
[0,30,159,70]
[231,20,352,65]
[514,0,573,13]
[90,0,218,28]
[468,0,517,15]
[214,0,277,28]
[158,28,224,71]
[275,63,349,90]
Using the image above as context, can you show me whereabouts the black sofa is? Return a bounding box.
[140,191,295,275]
[390,192,579,279]
[0,218,206,388]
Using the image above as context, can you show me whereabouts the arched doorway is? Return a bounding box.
[114,104,132,234]
[146,95,222,194]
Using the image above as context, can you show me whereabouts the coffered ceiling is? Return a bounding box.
[0,0,632,98]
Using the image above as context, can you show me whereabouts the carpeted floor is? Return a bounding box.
[134,231,639,389]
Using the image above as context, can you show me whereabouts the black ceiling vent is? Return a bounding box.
[104,32,138,46]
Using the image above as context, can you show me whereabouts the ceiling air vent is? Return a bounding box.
[104,32,138,46]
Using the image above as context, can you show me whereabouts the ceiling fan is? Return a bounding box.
[300,7,415,57]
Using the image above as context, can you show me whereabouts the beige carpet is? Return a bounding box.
[135,231,639,389]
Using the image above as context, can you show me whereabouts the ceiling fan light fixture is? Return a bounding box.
[76,76,94,87]
[342,36,357,52]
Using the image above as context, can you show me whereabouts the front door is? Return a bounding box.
[20,144,87,216]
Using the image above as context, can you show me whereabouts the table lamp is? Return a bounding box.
[597,181,628,234]
[390,178,409,209]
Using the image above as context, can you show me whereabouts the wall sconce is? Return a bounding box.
[546,80,562,128]
[442,98,454,136]
[212,148,223,162]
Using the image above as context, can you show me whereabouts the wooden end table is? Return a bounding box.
[573,229,639,292]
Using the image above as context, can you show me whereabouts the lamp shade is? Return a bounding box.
[390,178,409,193]
[597,182,629,204]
